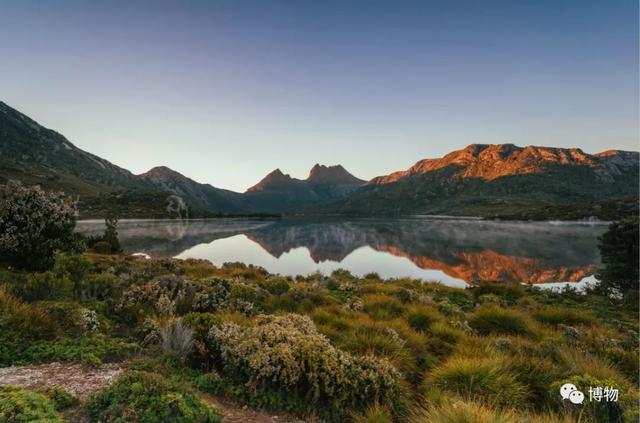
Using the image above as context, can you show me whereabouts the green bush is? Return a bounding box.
[194,371,224,394]
[38,386,79,410]
[0,385,64,422]
[85,370,220,423]
[426,356,527,408]
[0,181,83,270]
[53,253,92,298]
[468,306,532,336]
[21,272,73,301]
[10,334,137,365]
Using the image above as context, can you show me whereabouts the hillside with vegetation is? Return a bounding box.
[0,183,638,422]
[313,144,639,220]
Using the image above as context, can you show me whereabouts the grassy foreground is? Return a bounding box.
[0,254,638,422]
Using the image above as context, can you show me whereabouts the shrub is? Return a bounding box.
[207,313,401,413]
[468,306,532,336]
[0,385,64,422]
[259,277,290,295]
[20,271,73,301]
[80,273,119,301]
[52,253,92,298]
[426,356,527,408]
[13,333,137,365]
[38,386,79,410]
[84,370,220,422]
[0,181,83,270]
[194,371,224,394]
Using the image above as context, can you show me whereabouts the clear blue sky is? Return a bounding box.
[1,0,637,192]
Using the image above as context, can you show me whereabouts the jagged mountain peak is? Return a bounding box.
[307,164,365,185]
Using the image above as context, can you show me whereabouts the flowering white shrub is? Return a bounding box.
[207,313,401,408]
[0,181,82,269]
[345,296,364,312]
[119,276,262,317]
[80,308,100,333]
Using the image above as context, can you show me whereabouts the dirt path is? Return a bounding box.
[201,394,310,423]
[0,361,125,399]
[0,362,311,423]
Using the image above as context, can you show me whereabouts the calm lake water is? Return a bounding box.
[76,218,609,288]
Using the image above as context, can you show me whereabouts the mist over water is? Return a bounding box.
[76,218,608,287]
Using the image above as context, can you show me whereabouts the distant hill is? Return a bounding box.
[243,164,365,213]
[140,166,247,215]
[315,144,639,220]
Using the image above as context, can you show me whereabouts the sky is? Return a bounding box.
[1,0,638,192]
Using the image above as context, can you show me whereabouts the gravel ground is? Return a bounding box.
[0,361,125,398]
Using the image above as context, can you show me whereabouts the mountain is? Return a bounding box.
[140,166,247,215]
[0,101,150,194]
[2,101,637,220]
[243,164,365,213]
[0,101,180,218]
[316,144,639,219]
[307,164,365,185]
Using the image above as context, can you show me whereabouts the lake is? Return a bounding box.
[76,218,609,288]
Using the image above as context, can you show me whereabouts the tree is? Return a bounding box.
[0,181,83,269]
[103,211,122,253]
[597,216,639,302]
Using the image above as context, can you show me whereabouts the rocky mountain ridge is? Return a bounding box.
[1,101,637,219]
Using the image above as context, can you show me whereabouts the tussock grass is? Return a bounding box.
[362,294,405,320]
[412,399,572,423]
[468,305,533,336]
[425,356,527,408]
[533,307,596,326]
[405,305,442,333]
[350,403,393,423]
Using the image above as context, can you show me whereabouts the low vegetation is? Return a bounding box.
[0,253,637,422]
[0,184,637,422]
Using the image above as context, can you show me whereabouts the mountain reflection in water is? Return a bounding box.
[76,218,607,287]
